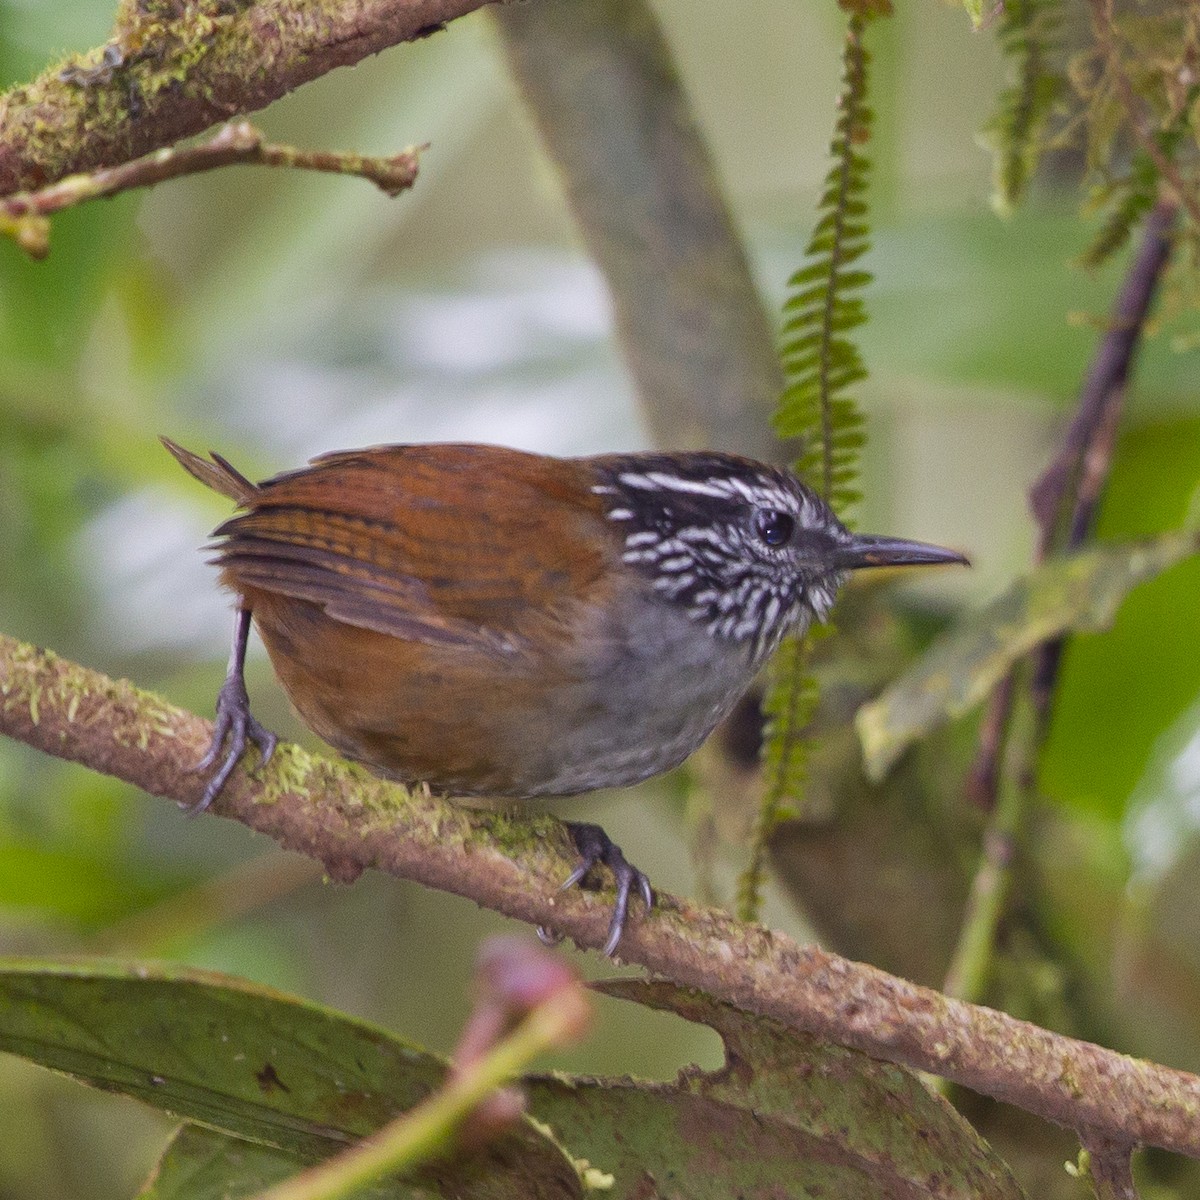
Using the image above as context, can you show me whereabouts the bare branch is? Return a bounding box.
[4,631,1200,1159]
[1028,199,1178,539]
[492,0,786,462]
[950,201,1178,1004]
[1,123,421,259]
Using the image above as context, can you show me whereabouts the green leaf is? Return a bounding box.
[856,531,1200,781]
[0,959,582,1199]
[771,11,873,515]
[979,0,1064,215]
[139,1125,400,1200]
[1078,148,1158,270]
[961,0,985,28]
[525,980,1026,1200]
[757,13,880,871]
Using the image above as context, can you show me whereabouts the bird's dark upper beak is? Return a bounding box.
[830,533,969,571]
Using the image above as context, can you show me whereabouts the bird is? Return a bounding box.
[163,437,967,953]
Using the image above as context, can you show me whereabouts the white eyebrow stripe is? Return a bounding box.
[617,471,734,498]
[725,476,759,501]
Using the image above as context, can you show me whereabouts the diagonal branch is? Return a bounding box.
[4,631,1200,1160]
[0,0,491,196]
[968,197,1177,808]
[947,199,1177,1005]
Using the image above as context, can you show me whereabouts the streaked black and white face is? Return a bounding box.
[590,452,852,660]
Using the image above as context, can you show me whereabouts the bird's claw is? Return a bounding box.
[184,672,277,815]
[560,821,654,957]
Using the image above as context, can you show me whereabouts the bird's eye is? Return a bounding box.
[754,508,794,547]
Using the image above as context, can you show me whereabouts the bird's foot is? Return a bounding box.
[185,672,277,815]
[554,821,654,957]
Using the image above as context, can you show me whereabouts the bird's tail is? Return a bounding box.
[160,436,258,505]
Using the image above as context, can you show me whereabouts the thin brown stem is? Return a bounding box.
[1,123,422,259]
[4,632,1200,1159]
[950,200,1177,1004]
[1028,199,1178,545]
[964,198,1177,811]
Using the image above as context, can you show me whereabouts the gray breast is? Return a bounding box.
[514,591,763,797]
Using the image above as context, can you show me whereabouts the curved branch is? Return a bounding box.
[0,0,491,196]
[2,633,1200,1160]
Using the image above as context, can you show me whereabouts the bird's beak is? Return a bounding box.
[830,533,969,572]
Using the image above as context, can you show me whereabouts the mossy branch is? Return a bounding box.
[0,0,489,197]
[5,631,1200,1159]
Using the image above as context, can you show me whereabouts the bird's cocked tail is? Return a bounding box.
[160,436,258,505]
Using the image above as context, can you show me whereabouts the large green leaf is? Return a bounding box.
[139,1125,414,1200]
[857,531,1200,781]
[0,959,581,1199]
[526,981,1025,1200]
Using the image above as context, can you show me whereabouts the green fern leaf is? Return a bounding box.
[740,12,880,923]
[1079,121,1185,270]
[771,15,873,515]
[736,628,828,923]
[980,0,1064,215]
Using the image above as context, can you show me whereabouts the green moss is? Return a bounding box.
[0,0,379,192]
[258,743,316,804]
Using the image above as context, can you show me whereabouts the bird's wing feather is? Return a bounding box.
[212,444,611,653]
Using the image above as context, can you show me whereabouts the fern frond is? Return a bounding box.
[741,13,880,923]
[981,0,1064,215]
[1079,151,1158,270]
[773,15,873,518]
[1079,115,1187,271]
[736,629,826,922]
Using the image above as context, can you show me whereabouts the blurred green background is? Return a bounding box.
[3,1,1200,1197]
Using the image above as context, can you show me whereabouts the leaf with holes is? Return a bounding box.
[0,958,581,1199]
[523,980,1025,1200]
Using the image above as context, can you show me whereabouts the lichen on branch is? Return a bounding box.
[0,0,490,196]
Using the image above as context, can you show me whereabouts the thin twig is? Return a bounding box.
[4,632,1200,1158]
[250,957,588,1200]
[88,852,323,955]
[0,123,422,259]
[1028,199,1179,541]
[949,199,1178,1002]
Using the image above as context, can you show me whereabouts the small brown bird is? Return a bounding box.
[165,438,966,951]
